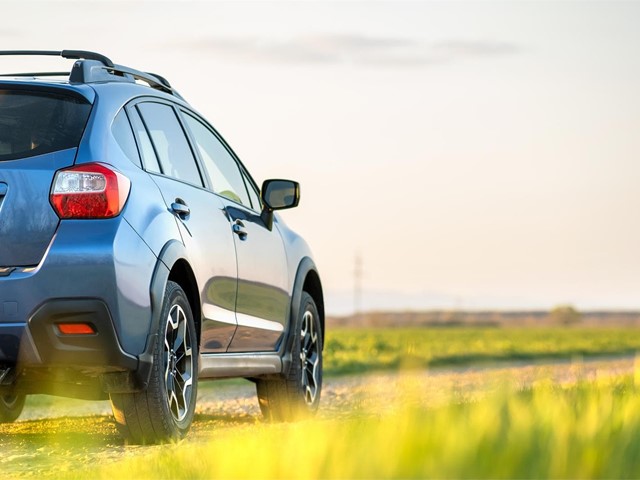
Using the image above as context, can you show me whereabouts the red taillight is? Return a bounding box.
[50,163,131,219]
[57,323,96,335]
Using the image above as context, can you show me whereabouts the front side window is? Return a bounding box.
[137,102,202,186]
[0,89,91,161]
[182,113,250,206]
[244,171,262,211]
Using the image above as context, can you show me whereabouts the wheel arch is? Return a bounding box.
[167,260,201,345]
[150,240,201,345]
[147,240,202,356]
[280,257,324,375]
[302,269,324,344]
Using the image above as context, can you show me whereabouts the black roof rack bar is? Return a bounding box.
[0,72,70,77]
[0,50,61,57]
[0,50,114,68]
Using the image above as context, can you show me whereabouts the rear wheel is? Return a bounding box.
[256,292,323,421]
[110,281,198,444]
[0,393,26,423]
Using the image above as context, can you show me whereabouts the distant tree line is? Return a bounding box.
[549,305,582,325]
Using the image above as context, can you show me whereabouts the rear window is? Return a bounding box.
[0,89,91,161]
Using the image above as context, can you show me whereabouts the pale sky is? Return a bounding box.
[2,1,639,314]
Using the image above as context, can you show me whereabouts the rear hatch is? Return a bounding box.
[0,86,92,266]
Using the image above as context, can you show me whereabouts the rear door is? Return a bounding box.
[131,101,239,353]
[0,87,92,266]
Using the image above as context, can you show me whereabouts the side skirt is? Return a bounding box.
[199,353,282,379]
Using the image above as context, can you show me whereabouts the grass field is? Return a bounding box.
[66,374,640,479]
[4,326,640,479]
[324,326,640,374]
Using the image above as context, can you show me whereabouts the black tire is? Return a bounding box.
[0,393,26,423]
[110,281,198,444]
[256,292,323,421]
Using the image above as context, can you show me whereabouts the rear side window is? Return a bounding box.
[137,102,203,187]
[112,110,142,168]
[127,107,162,173]
[0,89,91,161]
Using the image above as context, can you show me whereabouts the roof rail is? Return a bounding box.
[0,50,180,98]
[61,50,114,67]
[105,65,175,94]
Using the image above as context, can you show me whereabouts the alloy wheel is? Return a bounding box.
[163,304,194,422]
[300,310,320,405]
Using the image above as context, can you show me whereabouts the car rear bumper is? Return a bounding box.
[27,298,138,369]
[0,298,155,395]
[0,217,159,394]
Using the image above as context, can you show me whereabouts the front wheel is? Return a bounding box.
[110,281,198,444]
[256,292,323,421]
[0,393,26,423]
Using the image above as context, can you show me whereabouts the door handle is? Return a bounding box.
[171,200,190,219]
[232,219,248,240]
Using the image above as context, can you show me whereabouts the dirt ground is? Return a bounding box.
[1,355,637,477]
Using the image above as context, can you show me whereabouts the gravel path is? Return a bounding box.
[16,354,639,422]
[19,356,636,421]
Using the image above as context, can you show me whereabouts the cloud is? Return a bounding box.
[433,40,522,57]
[189,34,522,67]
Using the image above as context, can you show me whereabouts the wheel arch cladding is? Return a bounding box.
[302,269,325,346]
[168,259,201,346]
[150,240,202,350]
[280,257,324,375]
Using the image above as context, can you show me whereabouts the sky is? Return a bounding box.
[1,0,639,314]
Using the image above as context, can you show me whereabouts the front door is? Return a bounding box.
[223,201,289,352]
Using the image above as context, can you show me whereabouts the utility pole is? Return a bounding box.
[354,252,363,323]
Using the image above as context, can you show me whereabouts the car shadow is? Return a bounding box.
[1,412,260,449]
[0,415,118,441]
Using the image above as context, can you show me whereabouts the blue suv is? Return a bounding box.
[0,50,324,443]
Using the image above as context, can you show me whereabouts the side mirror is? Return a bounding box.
[261,179,300,210]
[260,179,300,230]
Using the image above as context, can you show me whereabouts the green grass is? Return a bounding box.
[325,327,640,375]
[65,374,640,479]
[6,326,640,479]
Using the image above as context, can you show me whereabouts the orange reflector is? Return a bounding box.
[57,323,96,335]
